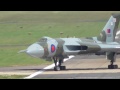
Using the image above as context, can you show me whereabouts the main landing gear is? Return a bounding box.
[53,57,66,71]
[107,52,118,69]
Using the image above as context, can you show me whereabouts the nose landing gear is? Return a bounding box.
[53,57,66,71]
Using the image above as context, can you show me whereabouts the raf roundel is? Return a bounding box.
[107,29,111,34]
[51,44,55,53]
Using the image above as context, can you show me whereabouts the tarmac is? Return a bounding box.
[0,55,120,79]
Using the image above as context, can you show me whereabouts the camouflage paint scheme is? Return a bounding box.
[23,14,120,60]
[19,13,120,69]
[18,13,120,70]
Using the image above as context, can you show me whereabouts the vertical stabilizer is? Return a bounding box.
[97,14,120,42]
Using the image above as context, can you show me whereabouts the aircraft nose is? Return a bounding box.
[26,43,44,58]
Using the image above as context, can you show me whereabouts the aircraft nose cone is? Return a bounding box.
[26,43,44,58]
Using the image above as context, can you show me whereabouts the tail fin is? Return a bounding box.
[97,13,120,42]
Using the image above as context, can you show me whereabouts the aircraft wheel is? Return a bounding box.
[60,66,66,70]
[54,66,60,71]
[108,65,118,69]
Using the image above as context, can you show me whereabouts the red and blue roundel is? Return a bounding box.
[51,44,55,53]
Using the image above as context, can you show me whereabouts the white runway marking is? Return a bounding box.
[53,11,60,14]
[24,55,75,79]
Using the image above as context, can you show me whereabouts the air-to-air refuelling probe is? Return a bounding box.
[19,14,120,71]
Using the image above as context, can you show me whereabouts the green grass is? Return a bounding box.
[0,75,27,79]
[0,22,106,44]
[0,46,52,67]
[0,11,120,67]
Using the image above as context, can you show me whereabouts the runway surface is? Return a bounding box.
[32,55,120,79]
[1,55,120,79]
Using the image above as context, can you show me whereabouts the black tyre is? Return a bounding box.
[54,66,60,71]
[108,65,118,69]
[60,66,66,70]
[114,65,118,69]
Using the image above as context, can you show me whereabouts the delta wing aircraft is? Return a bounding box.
[19,14,120,71]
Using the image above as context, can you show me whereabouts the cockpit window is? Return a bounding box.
[38,38,47,42]
[38,37,53,42]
